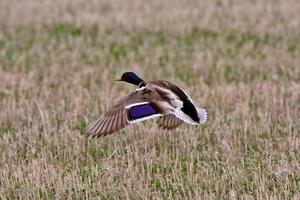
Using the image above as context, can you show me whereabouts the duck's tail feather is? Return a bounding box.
[197,107,207,124]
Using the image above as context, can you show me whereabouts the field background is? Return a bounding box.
[0,0,299,199]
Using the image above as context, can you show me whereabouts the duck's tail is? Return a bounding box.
[174,107,207,125]
[196,107,207,124]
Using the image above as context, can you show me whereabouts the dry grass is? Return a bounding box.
[0,0,300,199]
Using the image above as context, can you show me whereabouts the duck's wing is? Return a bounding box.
[86,88,163,138]
[156,114,184,130]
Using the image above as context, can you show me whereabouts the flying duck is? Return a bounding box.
[86,72,207,137]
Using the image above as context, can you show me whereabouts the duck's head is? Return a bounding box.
[115,72,144,86]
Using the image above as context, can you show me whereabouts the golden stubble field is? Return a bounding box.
[0,0,299,199]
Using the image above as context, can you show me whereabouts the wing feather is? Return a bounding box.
[94,118,108,138]
[156,114,183,130]
[114,108,121,132]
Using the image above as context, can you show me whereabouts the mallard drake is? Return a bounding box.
[86,72,207,137]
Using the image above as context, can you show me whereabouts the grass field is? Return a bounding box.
[0,0,300,199]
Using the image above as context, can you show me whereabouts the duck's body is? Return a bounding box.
[86,72,207,137]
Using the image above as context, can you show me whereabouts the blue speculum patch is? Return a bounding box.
[127,103,157,121]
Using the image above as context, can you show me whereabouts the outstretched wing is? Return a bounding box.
[156,114,184,130]
[86,88,162,137]
[85,105,128,138]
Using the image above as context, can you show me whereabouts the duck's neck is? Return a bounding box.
[138,81,146,88]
